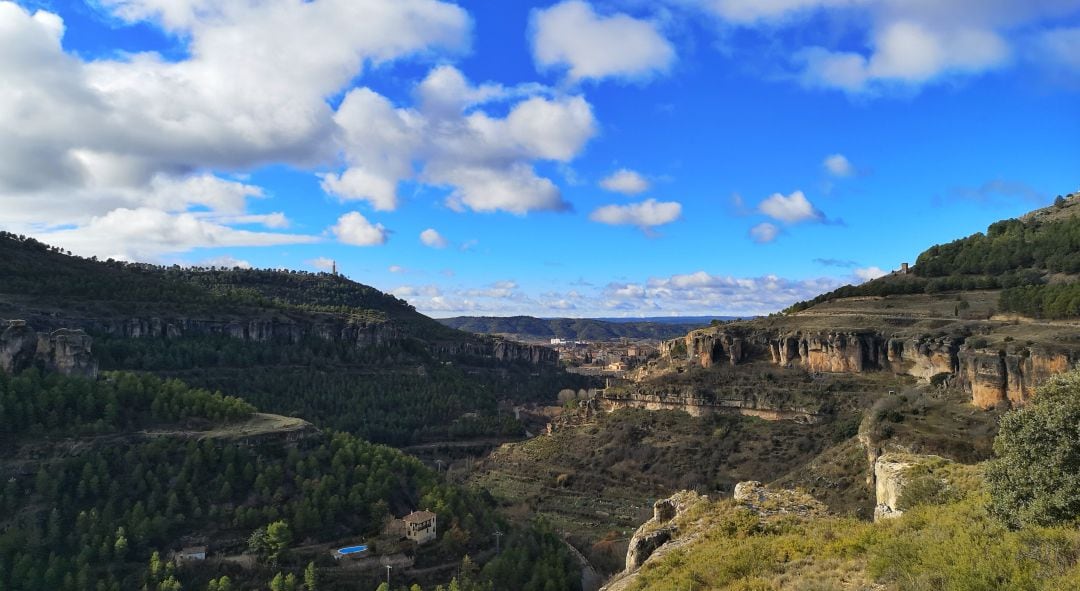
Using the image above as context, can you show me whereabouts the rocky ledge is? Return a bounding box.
[0,320,97,378]
[602,483,829,591]
[601,490,707,591]
[660,327,1076,409]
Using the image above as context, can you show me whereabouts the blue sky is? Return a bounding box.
[1,0,1078,317]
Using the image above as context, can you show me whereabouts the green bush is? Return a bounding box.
[986,370,1080,528]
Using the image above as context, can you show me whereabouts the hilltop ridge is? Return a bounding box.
[0,232,587,446]
[615,192,1080,416]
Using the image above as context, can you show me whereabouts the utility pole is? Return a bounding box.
[494,530,503,554]
[385,564,392,587]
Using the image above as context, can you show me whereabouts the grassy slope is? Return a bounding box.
[469,370,898,574]
[621,463,1080,591]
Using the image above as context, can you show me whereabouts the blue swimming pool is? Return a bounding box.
[337,545,368,555]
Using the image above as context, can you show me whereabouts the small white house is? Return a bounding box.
[402,510,437,544]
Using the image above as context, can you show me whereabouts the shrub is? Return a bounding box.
[986,370,1080,528]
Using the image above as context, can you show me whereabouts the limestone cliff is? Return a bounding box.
[0,320,98,378]
[658,326,1076,409]
[602,484,827,591]
[601,491,707,591]
[7,313,557,367]
[872,454,914,521]
[871,452,958,522]
[600,387,821,423]
[958,347,1071,408]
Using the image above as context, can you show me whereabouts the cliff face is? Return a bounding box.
[80,315,401,348]
[603,485,826,591]
[15,314,557,367]
[957,348,1071,408]
[602,491,707,591]
[433,338,559,365]
[660,327,1074,409]
[0,320,98,378]
[873,454,913,521]
[600,388,821,423]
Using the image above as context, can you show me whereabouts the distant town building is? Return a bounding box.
[402,510,437,544]
[551,338,566,345]
[176,546,207,564]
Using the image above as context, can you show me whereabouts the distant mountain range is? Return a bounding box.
[436,315,739,341]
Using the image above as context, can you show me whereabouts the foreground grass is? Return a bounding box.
[628,467,1080,591]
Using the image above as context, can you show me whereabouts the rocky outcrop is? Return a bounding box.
[602,491,706,591]
[774,331,886,373]
[81,316,401,348]
[14,314,557,367]
[432,338,559,365]
[600,389,821,423]
[603,485,832,591]
[958,347,1071,408]
[659,326,1075,409]
[660,328,758,368]
[0,320,37,375]
[872,454,914,521]
[733,481,828,519]
[37,329,97,378]
[492,339,559,365]
[871,452,955,522]
[0,320,98,378]
[886,337,960,379]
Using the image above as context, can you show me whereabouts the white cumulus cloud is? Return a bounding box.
[530,0,676,82]
[749,222,780,244]
[331,211,388,246]
[38,207,316,260]
[599,168,650,194]
[823,154,855,177]
[683,0,1079,94]
[0,0,468,259]
[854,266,887,282]
[758,190,824,223]
[307,257,336,272]
[589,199,682,228]
[192,255,253,269]
[328,67,596,215]
[420,228,449,248]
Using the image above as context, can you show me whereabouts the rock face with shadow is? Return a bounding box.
[1,320,98,378]
[602,490,707,591]
[657,326,1077,410]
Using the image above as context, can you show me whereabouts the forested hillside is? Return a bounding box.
[438,316,707,341]
[0,369,581,591]
[0,232,438,329]
[785,192,1080,315]
[0,232,591,445]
